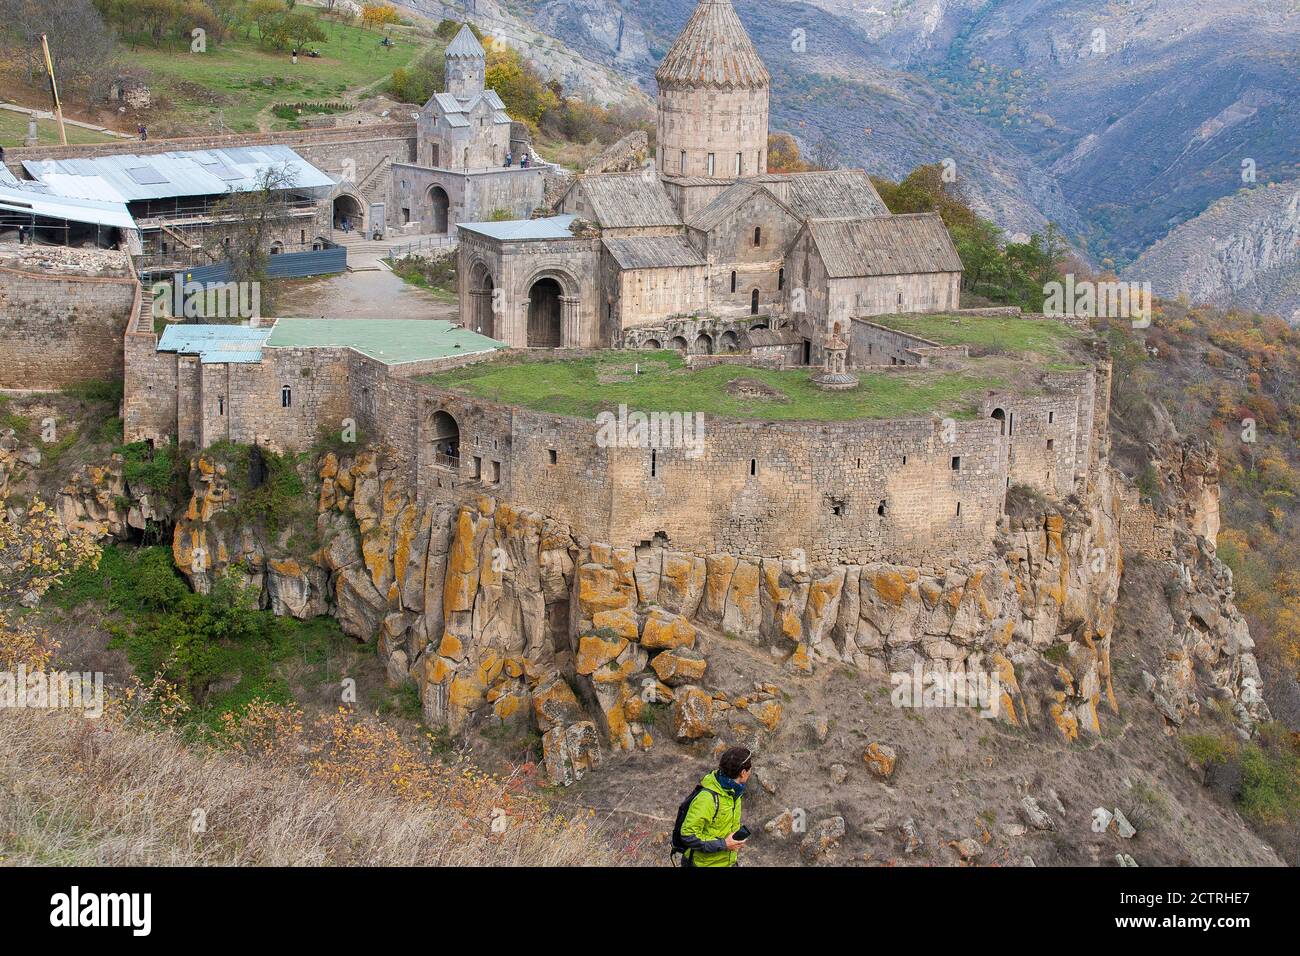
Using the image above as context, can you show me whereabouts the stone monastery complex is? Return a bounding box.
[2,0,1111,572]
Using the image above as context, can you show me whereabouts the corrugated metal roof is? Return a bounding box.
[458,214,578,241]
[22,145,335,203]
[656,0,769,90]
[808,214,964,278]
[688,181,793,233]
[0,179,136,229]
[603,235,706,270]
[156,324,273,364]
[567,173,681,229]
[447,25,485,58]
[785,169,889,220]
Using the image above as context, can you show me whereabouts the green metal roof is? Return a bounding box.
[265,318,505,365]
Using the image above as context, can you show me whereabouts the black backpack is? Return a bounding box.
[670,784,720,867]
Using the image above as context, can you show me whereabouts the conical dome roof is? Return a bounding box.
[446,25,485,60]
[655,0,769,91]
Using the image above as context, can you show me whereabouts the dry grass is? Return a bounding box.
[0,705,628,867]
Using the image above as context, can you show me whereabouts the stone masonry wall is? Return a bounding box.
[0,266,137,388]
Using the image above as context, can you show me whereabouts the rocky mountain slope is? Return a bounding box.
[393,0,650,107]
[475,0,1300,306]
[1122,182,1300,323]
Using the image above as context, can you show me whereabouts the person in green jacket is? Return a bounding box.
[680,747,752,867]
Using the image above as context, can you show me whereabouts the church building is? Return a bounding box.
[452,0,965,362]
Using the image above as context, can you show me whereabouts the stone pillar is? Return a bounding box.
[560,295,581,347]
[518,297,532,348]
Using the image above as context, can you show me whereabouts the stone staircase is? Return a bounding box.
[332,231,393,271]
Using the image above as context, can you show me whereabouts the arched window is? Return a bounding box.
[750,289,760,314]
[778,267,785,290]
[281,385,292,408]
[753,226,762,247]
[730,271,737,293]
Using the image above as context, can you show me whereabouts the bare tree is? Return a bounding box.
[0,0,117,107]
[808,134,843,172]
[206,165,300,314]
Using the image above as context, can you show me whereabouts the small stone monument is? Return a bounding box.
[812,322,859,390]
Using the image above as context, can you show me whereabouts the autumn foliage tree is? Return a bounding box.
[0,498,101,670]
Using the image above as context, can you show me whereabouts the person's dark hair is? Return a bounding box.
[718,747,753,779]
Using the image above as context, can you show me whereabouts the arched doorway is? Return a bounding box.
[429,186,450,234]
[694,333,714,355]
[470,262,496,338]
[991,408,1007,436]
[671,336,688,352]
[527,277,564,348]
[644,339,662,350]
[720,331,739,352]
[430,411,460,468]
[333,194,364,232]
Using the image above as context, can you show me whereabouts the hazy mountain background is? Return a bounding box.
[406,0,1300,320]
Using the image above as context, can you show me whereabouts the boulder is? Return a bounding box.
[863,742,898,779]
[800,816,846,860]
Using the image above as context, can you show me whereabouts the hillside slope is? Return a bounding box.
[505,0,1300,285]
[1122,182,1300,322]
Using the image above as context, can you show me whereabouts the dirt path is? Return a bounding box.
[279,268,457,321]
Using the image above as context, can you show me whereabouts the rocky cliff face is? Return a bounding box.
[1123,183,1300,323]
[149,445,1220,784]
[50,433,1266,787]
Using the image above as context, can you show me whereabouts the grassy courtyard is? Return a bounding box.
[869,313,1086,362]
[420,351,1004,422]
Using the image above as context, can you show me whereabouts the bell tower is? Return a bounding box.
[445,25,486,100]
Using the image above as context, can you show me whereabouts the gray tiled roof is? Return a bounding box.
[428,90,511,127]
[807,214,964,278]
[603,235,706,270]
[688,181,793,233]
[570,173,682,229]
[656,0,769,90]
[784,169,890,220]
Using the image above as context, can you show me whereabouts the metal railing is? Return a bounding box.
[388,235,458,260]
[432,452,460,470]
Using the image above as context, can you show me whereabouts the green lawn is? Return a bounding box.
[869,313,1086,360]
[0,110,121,147]
[123,13,437,133]
[420,351,1003,422]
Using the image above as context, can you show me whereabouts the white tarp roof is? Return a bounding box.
[21,145,335,204]
[0,180,136,230]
